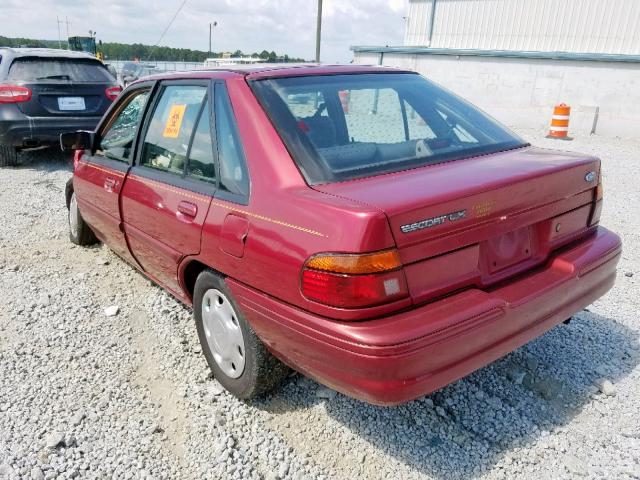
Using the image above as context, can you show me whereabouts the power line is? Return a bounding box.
[147,0,187,60]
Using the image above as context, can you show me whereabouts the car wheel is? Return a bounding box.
[0,145,18,167]
[194,270,290,399]
[68,191,98,246]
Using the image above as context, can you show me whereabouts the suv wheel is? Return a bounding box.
[0,146,18,167]
[68,191,98,246]
[194,270,289,399]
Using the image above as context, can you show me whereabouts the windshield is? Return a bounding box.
[8,58,114,83]
[250,73,528,184]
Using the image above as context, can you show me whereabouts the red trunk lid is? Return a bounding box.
[313,146,600,302]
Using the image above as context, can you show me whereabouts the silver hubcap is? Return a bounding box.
[69,193,79,233]
[201,289,245,378]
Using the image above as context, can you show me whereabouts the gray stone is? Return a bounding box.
[103,305,119,317]
[45,431,65,449]
[595,379,616,396]
[0,464,15,476]
[506,364,527,384]
[278,462,290,478]
[564,454,586,476]
[38,294,51,306]
[209,381,225,396]
[532,378,563,399]
[30,466,45,480]
[525,356,539,371]
[315,387,336,400]
[70,412,85,426]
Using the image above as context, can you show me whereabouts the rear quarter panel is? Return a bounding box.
[189,77,400,319]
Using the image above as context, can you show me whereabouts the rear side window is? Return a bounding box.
[215,84,249,197]
[8,58,114,82]
[186,98,216,183]
[140,85,207,175]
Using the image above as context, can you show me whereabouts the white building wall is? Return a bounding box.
[353,51,640,138]
[404,0,640,54]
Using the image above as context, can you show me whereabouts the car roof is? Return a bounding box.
[0,47,99,61]
[130,63,414,84]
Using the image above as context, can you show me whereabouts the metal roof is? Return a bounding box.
[351,46,640,64]
[403,0,640,56]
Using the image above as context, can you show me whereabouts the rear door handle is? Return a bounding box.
[177,201,197,218]
[104,177,117,190]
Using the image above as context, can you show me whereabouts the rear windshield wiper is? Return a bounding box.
[36,75,72,80]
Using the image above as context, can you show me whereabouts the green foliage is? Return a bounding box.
[0,36,307,63]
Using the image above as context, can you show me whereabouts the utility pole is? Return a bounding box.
[56,16,62,49]
[315,0,322,63]
[209,21,217,56]
[57,16,71,48]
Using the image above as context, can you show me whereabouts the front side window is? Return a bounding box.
[251,73,527,184]
[99,89,149,162]
[140,85,207,175]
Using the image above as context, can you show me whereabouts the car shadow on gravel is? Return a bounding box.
[11,149,72,173]
[256,309,639,479]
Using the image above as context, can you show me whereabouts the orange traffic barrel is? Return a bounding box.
[547,103,572,140]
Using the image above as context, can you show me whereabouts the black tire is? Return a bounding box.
[0,145,18,167]
[68,191,98,246]
[194,270,289,399]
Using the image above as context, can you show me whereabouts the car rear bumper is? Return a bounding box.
[228,226,622,406]
[0,115,101,148]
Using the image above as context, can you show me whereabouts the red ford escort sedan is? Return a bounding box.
[61,65,621,405]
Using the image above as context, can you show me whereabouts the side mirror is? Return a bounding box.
[60,130,93,151]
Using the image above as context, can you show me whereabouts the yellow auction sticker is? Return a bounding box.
[163,104,187,138]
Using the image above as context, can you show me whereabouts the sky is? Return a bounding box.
[3,0,408,62]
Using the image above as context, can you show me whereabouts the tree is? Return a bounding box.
[1,36,309,63]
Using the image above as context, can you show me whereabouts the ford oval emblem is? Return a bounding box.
[585,171,596,183]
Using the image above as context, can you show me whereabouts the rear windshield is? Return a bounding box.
[250,73,527,184]
[8,58,114,83]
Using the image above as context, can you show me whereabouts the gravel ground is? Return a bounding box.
[0,129,639,480]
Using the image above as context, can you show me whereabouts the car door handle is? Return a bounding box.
[177,201,197,218]
[104,177,117,190]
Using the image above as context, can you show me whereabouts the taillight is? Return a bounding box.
[105,86,122,101]
[590,179,604,226]
[0,85,32,103]
[301,249,409,308]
